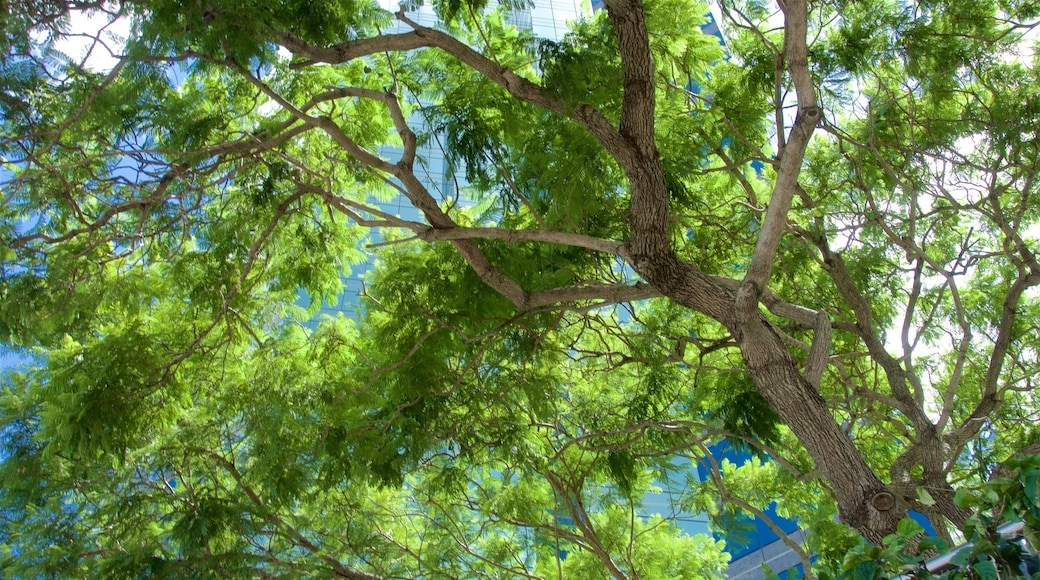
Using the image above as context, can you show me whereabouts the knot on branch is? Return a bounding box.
[501,68,520,90]
[797,106,822,126]
[871,490,896,512]
[733,280,762,323]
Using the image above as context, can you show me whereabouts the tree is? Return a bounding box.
[2,0,1039,577]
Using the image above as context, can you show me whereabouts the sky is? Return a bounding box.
[52,6,131,73]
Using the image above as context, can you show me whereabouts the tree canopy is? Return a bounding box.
[2,0,1040,577]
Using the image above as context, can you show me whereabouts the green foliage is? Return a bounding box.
[705,372,783,450]
[138,0,392,61]
[40,328,186,462]
[529,505,729,579]
[819,457,1040,579]
[4,0,1040,577]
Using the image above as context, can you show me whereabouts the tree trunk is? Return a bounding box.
[732,307,905,544]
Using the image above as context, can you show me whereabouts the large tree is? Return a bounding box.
[2,0,1040,577]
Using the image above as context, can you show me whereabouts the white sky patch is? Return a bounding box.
[1003,20,1040,65]
[257,97,282,118]
[52,8,131,73]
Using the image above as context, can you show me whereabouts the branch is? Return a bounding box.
[201,450,385,580]
[10,164,188,249]
[738,0,820,300]
[231,63,544,309]
[277,16,630,166]
[234,68,399,175]
[602,0,656,157]
[805,233,925,421]
[710,275,832,387]
[277,30,429,67]
[545,471,630,580]
[298,87,418,169]
[272,7,692,316]
[527,282,661,308]
[695,441,817,580]
[248,73,652,313]
[417,226,629,258]
[599,0,674,262]
[946,268,1040,451]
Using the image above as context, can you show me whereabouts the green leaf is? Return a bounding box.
[897,517,924,538]
[1022,469,1039,507]
[954,489,977,509]
[918,536,949,554]
[850,560,879,580]
[970,559,999,580]
[916,487,937,506]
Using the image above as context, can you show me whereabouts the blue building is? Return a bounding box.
[698,442,808,579]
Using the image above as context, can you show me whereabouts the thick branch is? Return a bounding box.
[601,0,672,261]
[278,17,632,167]
[711,275,832,386]
[526,282,661,308]
[602,0,657,158]
[804,231,966,528]
[277,29,428,66]
[739,0,820,298]
[417,226,629,258]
